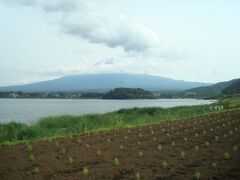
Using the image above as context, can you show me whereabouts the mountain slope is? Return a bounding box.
[178,78,239,98]
[222,79,240,95]
[0,73,211,92]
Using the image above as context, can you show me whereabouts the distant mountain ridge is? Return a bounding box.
[178,78,240,98]
[0,73,211,92]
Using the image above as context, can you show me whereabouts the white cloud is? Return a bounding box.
[62,13,158,52]
[2,0,159,52]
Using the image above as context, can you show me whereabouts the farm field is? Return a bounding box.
[0,110,239,180]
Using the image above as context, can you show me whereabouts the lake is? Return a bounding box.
[0,98,216,124]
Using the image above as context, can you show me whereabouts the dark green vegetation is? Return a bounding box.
[0,88,154,99]
[177,78,239,98]
[158,78,240,99]
[102,88,154,99]
[218,97,240,109]
[0,105,218,143]
[0,89,175,99]
[222,79,240,95]
[0,88,155,99]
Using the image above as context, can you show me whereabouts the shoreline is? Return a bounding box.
[0,99,216,124]
[0,104,223,144]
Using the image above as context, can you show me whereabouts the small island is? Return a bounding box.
[102,87,155,99]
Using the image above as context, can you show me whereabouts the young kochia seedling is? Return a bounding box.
[233,146,238,152]
[28,154,35,161]
[32,167,40,174]
[157,145,162,151]
[76,139,82,145]
[210,162,217,169]
[26,143,32,152]
[86,143,90,149]
[195,145,199,152]
[223,134,228,138]
[61,148,67,154]
[224,152,230,160]
[120,144,124,150]
[179,151,187,159]
[138,151,144,158]
[68,156,74,165]
[205,141,210,147]
[96,150,102,156]
[161,160,168,170]
[193,171,201,180]
[135,172,141,180]
[113,157,120,166]
[107,138,111,143]
[82,167,89,176]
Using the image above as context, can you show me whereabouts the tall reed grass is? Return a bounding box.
[0,105,215,142]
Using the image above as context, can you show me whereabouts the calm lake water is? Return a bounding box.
[0,98,216,124]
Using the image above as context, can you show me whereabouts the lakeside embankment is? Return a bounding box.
[0,104,224,144]
[0,98,216,124]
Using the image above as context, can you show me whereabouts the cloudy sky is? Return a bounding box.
[0,0,239,86]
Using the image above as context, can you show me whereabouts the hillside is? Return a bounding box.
[0,73,211,92]
[102,88,154,99]
[222,79,240,95]
[177,78,239,98]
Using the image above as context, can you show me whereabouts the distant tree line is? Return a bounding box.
[0,88,159,99]
[0,91,104,99]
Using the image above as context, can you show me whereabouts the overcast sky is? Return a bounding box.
[0,0,239,86]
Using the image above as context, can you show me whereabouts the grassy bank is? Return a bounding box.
[0,104,222,144]
[218,96,240,109]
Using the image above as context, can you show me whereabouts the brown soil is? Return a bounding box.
[0,110,240,180]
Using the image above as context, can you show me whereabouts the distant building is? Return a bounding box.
[9,93,18,98]
[186,92,197,95]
